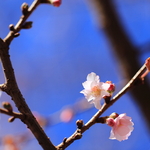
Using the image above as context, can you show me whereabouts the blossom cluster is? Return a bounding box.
[80,72,134,141]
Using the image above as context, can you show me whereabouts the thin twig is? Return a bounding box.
[57,64,146,149]
[0,108,24,120]
[4,0,41,45]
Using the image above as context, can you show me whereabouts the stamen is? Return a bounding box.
[91,86,101,97]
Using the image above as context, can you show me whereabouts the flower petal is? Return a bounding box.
[87,72,99,82]
[82,81,92,90]
[92,99,102,109]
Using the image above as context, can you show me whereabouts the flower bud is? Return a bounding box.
[75,132,82,139]
[21,3,29,15]
[76,120,84,129]
[14,33,20,37]
[2,102,13,112]
[22,21,33,29]
[105,81,115,94]
[9,24,15,31]
[50,0,61,7]
[8,116,15,122]
[106,118,115,127]
[63,137,67,144]
[109,112,119,119]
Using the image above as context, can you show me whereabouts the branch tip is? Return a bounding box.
[22,21,33,29]
[13,33,20,38]
[8,116,16,122]
[9,24,15,31]
[63,137,67,144]
[74,130,82,140]
[2,102,13,112]
[21,3,29,15]
[76,120,84,129]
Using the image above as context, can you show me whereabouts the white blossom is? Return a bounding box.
[80,72,111,109]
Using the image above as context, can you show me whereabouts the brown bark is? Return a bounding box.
[0,39,56,150]
[0,0,57,149]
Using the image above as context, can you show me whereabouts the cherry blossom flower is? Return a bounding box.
[80,72,112,109]
[107,113,134,141]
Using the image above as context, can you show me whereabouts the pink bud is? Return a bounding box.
[106,118,115,127]
[50,0,61,7]
[106,81,115,94]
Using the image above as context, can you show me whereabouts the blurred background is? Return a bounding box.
[0,0,150,150]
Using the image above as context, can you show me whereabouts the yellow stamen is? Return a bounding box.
[91,86,101,97]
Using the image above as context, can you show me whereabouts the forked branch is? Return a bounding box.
[0,0,56,149]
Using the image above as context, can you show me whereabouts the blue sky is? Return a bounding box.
[0,0,150,150]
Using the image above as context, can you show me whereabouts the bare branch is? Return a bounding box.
[0,108,24,121]
[0,39,56,150]
[4,0,41,45]
[0,0,57,149]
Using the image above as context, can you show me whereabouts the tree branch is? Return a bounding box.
[4,0,40,45]
[0,0,57,149]
[0,39,56,150]
[92,0,150,129]
[57,63,147,149]
[0,108,24,121]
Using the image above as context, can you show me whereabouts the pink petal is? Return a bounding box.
[116,125,131,136]
[109,130,115,139]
